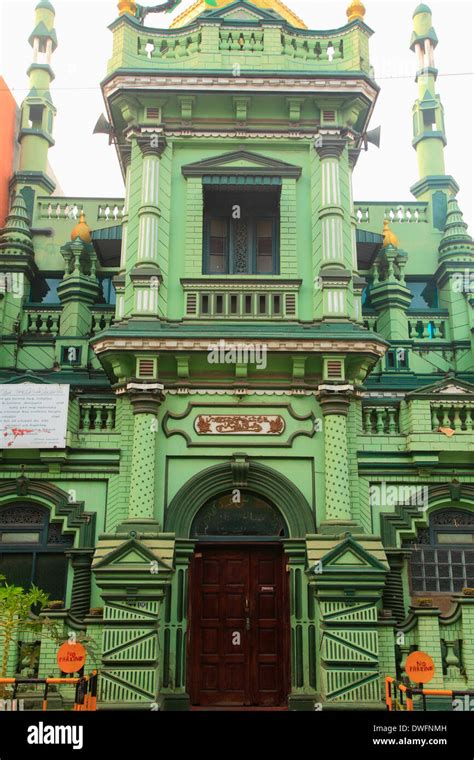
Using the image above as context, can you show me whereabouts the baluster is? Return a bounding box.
[326,42,334,61]
[444,640,461,680]
[82,406,92,431]
[387,407,397,434]
[431,406,439,431]
[38,315,48,335]
[105,406,115,430]
[441,405,451,428]
[187,32,199,54]
[294,39,307,60]
[469,408,474,431]
[453,407,462,431]
[363,408,372,433]
[375,408,385,434]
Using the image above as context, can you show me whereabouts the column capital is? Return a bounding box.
[126,381,165,414]
[138,134,167,158]
[314,133,347,160]
[316,383,355,416]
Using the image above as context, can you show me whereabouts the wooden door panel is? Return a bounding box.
[189,545,288,707]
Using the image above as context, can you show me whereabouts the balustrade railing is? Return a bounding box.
[354,203,429,226]
[408,314,448,341]
[38,199,125,223]
[431,403,474,432]
[362,404,401,435]
[138,31,201,59]
[90,310,115,335]
[22,306,61,335]
[219,30,263,52]
[79,401,116,432]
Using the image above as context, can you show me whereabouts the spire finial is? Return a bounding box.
[118,0,138,16]
[71,210,92,243]
[382,220,399,249]
[346,0,366,23]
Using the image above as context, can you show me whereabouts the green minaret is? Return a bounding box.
[409,4,458,229]
[14,0,58,213]
[436,197,474,352]
[0,194,36,336]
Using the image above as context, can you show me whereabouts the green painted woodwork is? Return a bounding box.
[0,0,473,710]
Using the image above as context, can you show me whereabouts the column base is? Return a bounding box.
[318,520,362,535]
[115,519,162,536]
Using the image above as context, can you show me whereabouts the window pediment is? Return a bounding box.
[182,150,302,179]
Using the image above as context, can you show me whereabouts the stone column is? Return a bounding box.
[318,385,355,526]
[137,137,165,263]
[66,549,94,626]
[127,382,164,525]
[129,136,167,317]
[315,135,346,269]
[314,133,353,320]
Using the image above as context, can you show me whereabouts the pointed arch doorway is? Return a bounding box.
[187,492,291,708]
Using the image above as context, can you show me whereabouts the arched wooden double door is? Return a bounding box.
[188,543,290,708]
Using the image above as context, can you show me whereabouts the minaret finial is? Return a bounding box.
[346,1,366,23]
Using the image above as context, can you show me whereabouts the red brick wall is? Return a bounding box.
[0,78,18,227]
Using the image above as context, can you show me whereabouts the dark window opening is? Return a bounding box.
[385,349,409,370]
[203,188,280,275]
[191,492,288,538]
[0,504,73,603]
[404,509,474,594]
[28,105,44,130]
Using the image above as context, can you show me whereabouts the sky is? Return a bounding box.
[0,0,472,227]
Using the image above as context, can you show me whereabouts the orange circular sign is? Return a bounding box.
[405,651,435,683]
[56,642,87,674]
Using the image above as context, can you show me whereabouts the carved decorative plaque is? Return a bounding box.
[194,414,285,435]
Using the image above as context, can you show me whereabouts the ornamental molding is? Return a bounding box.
[181,149,302,179]
[103,75,377,101]
[93,337,387,357]
[165,388,315,396]
[181,278,302,291]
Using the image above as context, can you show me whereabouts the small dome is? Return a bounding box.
[413,4,432,17]
[71,211,92,244]
[346,1,366,23]
[36,0,55,11]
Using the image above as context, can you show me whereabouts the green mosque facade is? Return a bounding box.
[0,0,474,710]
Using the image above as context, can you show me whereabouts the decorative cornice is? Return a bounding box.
[93,337,387,357]
[103,73,378,102]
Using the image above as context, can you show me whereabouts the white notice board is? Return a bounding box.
[0,384,70,449]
